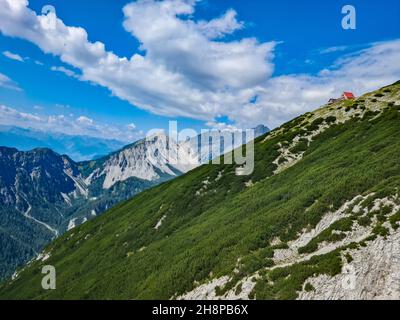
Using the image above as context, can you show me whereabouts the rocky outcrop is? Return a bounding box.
[177,193,400,300]
[299,230,400,300]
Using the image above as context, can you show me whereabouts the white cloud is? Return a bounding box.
[122,1,274,91]
[0,105,41,122]
[2,50,24,62]
[51,66,78,78]
[127,123,136,130]
[0,72,22,91]
[230,40,400,128]
[0,104,143,142]
[206,120,237,131]
[197,9,244,39]
[76,115,94,125]
[0,0,276,123]
[318,46,348,55]
[0,0,398,130]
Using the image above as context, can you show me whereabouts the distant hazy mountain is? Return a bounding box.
[0,126,126,161]
[0,125,269,279]
[253,124,270,137]
[183,124,270,163]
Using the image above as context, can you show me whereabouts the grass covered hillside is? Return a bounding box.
[1,82,400,300]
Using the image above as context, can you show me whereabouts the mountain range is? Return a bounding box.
[0,126,126,161]
[0,125,269,280]
[0,82,398,299]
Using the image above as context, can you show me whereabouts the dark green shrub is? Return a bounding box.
[235,283,242,295]
[304,282,315,292]
[357,216,371,227]
[278,157,286,165]
[389,210,400,230]
[372,224,389,237]
[364,110,380,118]
[290,139,308,154]
[345,253,353,263]
[307,118,324,131]
[325,116,337,124]
[271,242,289,250]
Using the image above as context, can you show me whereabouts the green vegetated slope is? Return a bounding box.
[1,82,399,300]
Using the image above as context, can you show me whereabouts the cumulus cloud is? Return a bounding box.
[122,0,274,91]
[2,50,24,62]
[0,0,276,123]
[205,120,237,131]
[227,40,400,128]
[0,0,398,130]
[0,104,142,142]
[197,9,244,39]
[0,72,22,91]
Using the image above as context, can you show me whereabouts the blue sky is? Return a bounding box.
[0,0,399,142]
